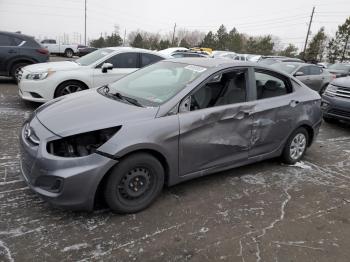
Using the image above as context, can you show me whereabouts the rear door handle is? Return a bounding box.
[8,50,17,54]
[290,100,300,107]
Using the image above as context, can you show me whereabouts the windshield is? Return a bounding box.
[259,58,279,65]
[271,63,298,74]
[75,48,113,66]
[328,63,350,71]
[104,61,207,107]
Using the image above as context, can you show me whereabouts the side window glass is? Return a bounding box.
[255,71,290,99]
[190,70,247,111]
[13,37,23,46]
[0,35,14,46]
[309,66,322,75]
[106,53,138,68]
[141,53,162,67]
[297,66,310,75]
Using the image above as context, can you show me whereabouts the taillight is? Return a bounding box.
[36,48,49,55]
[331,74,336,80]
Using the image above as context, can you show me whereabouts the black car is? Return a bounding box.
[0,31,49,82]
[321,77,350,123]
[327,63,350,78]
[77,45,98,57]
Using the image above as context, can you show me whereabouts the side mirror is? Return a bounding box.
[101,63,113,73]
[294,71,304,77]
[179,96,191,113]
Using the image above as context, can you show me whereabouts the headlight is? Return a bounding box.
[47,126,121,157]
[325,84,338,96]
[26,70,54,80]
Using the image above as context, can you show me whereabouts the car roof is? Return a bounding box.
[163,57,257,68]
[0,31,34,40]
[105,47,169,58]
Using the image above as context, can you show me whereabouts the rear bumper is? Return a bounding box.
[322,94,350,121]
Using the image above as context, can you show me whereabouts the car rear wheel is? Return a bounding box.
[64,48,74,58]
[11,62,29,83]
[54,81,86,97]
[281,127,309,164]
[104,153,164,214]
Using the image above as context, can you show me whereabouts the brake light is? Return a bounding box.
[36,48,49,55]
[331,74,336,80]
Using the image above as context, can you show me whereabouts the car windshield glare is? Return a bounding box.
[271,63,298,74]
[75,48,113,66]
[105,61,207,106]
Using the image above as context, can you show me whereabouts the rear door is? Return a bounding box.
[249,69,298,157]
[308,65,324,91]
[0,34,19,75]
[93,52,139,87]
[178,68,253,176]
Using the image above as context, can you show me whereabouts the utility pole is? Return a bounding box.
[302,6,315,60]
[84,0,87,45]
[123,29,127,46]
[172,23,176,46]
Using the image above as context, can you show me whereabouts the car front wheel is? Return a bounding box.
[281,127,309,164]
[54,81,86,97]
[104,153,164,214]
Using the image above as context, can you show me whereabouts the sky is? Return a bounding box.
[0,0,349,50]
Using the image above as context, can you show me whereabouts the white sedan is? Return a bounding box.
[18,47,168,102]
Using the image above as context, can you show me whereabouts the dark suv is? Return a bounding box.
[0,31,49,82]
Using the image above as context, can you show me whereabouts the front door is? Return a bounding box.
[178,68,253,176]
[93,52,139,87]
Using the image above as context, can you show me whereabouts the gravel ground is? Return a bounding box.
[1,64,350,261]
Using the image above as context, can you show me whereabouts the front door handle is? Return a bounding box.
[8,49,17,54]
[290,100,300,107]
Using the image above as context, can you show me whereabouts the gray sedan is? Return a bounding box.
[20,58,322,213]
[271,62,334,93]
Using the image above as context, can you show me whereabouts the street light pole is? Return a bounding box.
[84,0,87,45]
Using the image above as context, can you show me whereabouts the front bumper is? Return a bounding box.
[19,117,118,211]
[322,94,350,121]
[18,71,54,103]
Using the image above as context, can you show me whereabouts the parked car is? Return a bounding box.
[18,47,168,102]
[158,47,189,56]
[258,56,304,65]
[0,31,49,82]
[77,45,98,57]
[171,50,209,58]
[327,63,350,78]
[40,39,79,58]
[270,62,334,93]
[318,62,332,69]
[212,51,237,59]
[19,58,322,213]
[322,76,350,123]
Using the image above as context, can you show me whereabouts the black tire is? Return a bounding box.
[281,127,309,165]
[323,116,338,124]
[104,153,164,214]
[54,81,86,97]
[10,62,29,83]
[319,84,328,95]
[64,48,74,58]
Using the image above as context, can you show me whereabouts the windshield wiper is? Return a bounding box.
[114,92,143,107]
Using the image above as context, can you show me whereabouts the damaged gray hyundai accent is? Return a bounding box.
[19,58,322,213]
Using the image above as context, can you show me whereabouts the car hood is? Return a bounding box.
[24,61,81,73]
[35,89,159,137]
[332,76,350,88]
